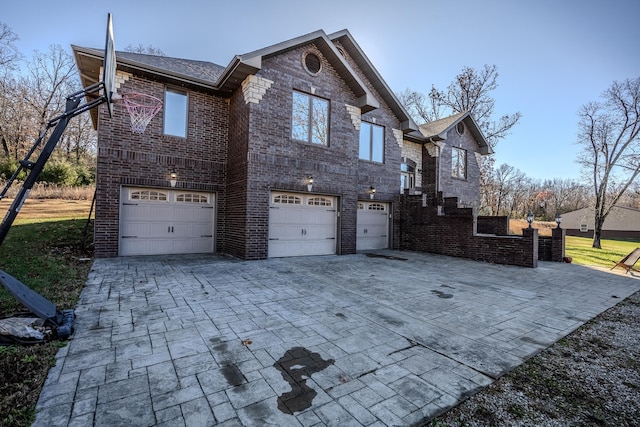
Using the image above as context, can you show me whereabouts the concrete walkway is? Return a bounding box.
[33,251,640,426]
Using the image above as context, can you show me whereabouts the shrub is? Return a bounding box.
[0,158,26,181]
[73,164,95,186]
[38,161,78,186]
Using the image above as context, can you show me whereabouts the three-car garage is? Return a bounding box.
[119,188,390,257]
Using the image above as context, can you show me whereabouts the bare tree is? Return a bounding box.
[124,44,165,56]
[492,164,527,216]
[544,178,590,217]
[576,77,640,248]
[399,65,522,215]
[24,45,78,128]
[399,65,522,150]
[0,22,21,70]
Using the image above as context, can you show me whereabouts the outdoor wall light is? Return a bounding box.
[306,176,313,192]
[526,212,534,228]
[369,186,376,199]
[169,171,177,188]
[555,212,562,228]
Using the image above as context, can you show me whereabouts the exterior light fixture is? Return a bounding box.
[169,171,177,188]
[307,176,313,192]
[369,186,376,200]
[526,212,534,229]
[555,212,562,228]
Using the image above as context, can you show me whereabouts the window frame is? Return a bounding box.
[164,87,188,138]
[291,90,330,146]
[359,121,385,163]
[451,146,467,179]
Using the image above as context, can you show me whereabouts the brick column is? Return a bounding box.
[551,227,566,262]
[522,227,539,268]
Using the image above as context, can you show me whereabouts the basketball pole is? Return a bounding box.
[0,83,105,246]
[0,82,107,337]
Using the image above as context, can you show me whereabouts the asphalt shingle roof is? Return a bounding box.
[115,51,226,83]
[418,112,467,139]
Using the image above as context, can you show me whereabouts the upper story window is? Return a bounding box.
[452,146,467,179]
[292,91,329,145]
[164,88,188,138]
[359,121,384,163]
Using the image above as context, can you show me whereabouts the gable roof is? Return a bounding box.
[328,30,419,134]
[419,112,493,155]
[73,29,421,134]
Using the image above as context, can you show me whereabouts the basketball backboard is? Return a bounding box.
[102,13,116,118]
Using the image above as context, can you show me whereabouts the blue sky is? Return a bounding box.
[3,0,639,181]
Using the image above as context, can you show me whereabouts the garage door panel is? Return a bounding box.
[172,237,213,254]
[120,188,215,256]
[121,238,174,256]
[357,202,389,251]
[268,192,337,258]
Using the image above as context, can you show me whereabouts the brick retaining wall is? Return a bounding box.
[400,195,539,267]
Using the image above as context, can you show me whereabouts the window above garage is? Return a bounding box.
[292,90,329,146]
[164,88,188,138]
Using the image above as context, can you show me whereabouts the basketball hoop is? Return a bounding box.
[120,93,163,134]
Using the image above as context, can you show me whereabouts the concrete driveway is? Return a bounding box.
[33,250,640,426]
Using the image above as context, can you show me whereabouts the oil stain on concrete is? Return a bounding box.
[273,347,334,414]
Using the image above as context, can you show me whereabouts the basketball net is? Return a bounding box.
[121,93,163,134]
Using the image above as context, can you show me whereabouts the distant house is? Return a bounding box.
[562,205,640,239]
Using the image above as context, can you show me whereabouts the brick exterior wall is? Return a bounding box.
[237,44,403,258]
[94,40,556,267]
[94,75,228,257]
[422,126,482,207]
[477,216,510,235]
[399,195,539,267]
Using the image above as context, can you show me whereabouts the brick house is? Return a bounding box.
[73,29,493,260]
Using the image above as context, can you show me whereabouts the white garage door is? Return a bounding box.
[120,187,215,256]
[357,201,389,250]
[268,192,337,258]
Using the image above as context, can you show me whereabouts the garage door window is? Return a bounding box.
[130,190,168,201]
[368,203,386,211]
[307,197,332,207]
[274,194,302,205]
[176,193,209,203]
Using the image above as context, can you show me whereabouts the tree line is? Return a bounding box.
[0,23,96,186]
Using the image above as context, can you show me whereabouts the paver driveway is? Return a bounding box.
[33,250,640,426]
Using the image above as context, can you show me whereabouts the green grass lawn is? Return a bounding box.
[566,235,640,270]
[0,217,92,426]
